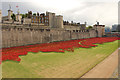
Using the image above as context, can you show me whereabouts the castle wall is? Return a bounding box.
[2,25,98,48]
[63,25,80,30]
[89,29,97,38]
[97,27,102,37]
[23,18,31,24]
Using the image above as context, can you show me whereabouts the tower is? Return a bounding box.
[16,9,22,22]
[93,22,105,37]
[46,11,55,27]
[46,11,63,28]
[8,4,13,20]
[28,11,32,18]
[54,15,63,28]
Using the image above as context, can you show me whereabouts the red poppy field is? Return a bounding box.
[1,37,119,64]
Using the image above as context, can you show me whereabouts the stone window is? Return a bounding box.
[26,28,29,30]
[46,29,50,31]
[30,29,33,31]
[40,29,44,32]
[76,30,78,32]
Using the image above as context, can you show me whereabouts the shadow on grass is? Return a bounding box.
[29,51,65,54]
[2,60,20,64]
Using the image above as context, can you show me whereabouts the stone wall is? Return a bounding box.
[2,25,98,48]
[89,29,97,38]
[63,25,80,30]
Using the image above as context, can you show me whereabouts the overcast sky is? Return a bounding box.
[1,0,119,27]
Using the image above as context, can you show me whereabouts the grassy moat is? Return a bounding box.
[2,40,118,78]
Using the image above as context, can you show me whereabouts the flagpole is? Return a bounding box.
[9,4,11,10]
[16,5,19,14]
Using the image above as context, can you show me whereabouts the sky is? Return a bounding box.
[1,0,119,27]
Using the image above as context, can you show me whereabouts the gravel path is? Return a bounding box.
[81,48,118,78]
[110,67,118,78]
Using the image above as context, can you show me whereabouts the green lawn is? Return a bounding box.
[2,40,118,78]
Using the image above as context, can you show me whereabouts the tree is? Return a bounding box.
[20,13,28,19]
[25,13,28,18]
[86,26,93,29]
[88,26,93,28]
[33,13,36,16]
[21,14,25,19]
[11,13,16,21]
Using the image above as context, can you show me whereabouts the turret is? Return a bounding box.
[28,11,32,18]
[8,4,13,20]
[93,22,105,37]
[16,9,22,22]
[8,10,13,20]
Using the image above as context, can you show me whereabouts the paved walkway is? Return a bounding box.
[81,48,118,78]
[110,67,118,78]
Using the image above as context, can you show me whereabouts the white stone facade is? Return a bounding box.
[8,10,13,20]
[23,18,31,24]
[16,14,22,22]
